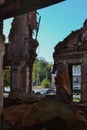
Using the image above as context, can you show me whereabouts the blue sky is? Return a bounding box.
[3,0,87,63]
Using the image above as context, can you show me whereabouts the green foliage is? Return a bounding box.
[41,78,51,88]
[32,57,52,85]
[3,67,10,87]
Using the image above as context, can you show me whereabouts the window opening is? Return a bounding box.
[3,66,11,97]
[72,64,81,102]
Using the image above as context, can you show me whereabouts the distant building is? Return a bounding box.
[53,19,87,103]
[51,74,55,87]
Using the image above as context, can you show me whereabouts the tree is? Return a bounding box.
[41,78,51,88]
[32,57,52,85]
[3,67,10,87]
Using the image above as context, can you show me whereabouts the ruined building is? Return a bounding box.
[53,19,87,103]
[3,12,39,99]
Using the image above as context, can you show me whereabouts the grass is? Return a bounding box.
[73,98,80,102]
[32,85,56,89]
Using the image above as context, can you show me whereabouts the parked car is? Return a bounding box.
[33,88,56,96]
[46,89,56,95]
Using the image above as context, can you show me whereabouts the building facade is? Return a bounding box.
[53,19,87,103]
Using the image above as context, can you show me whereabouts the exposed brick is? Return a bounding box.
[53,19,87,103]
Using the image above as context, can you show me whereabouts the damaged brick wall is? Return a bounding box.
[53,19,87,103]
[4,12,39,99]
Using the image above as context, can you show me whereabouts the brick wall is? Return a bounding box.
[53,19,87,103]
